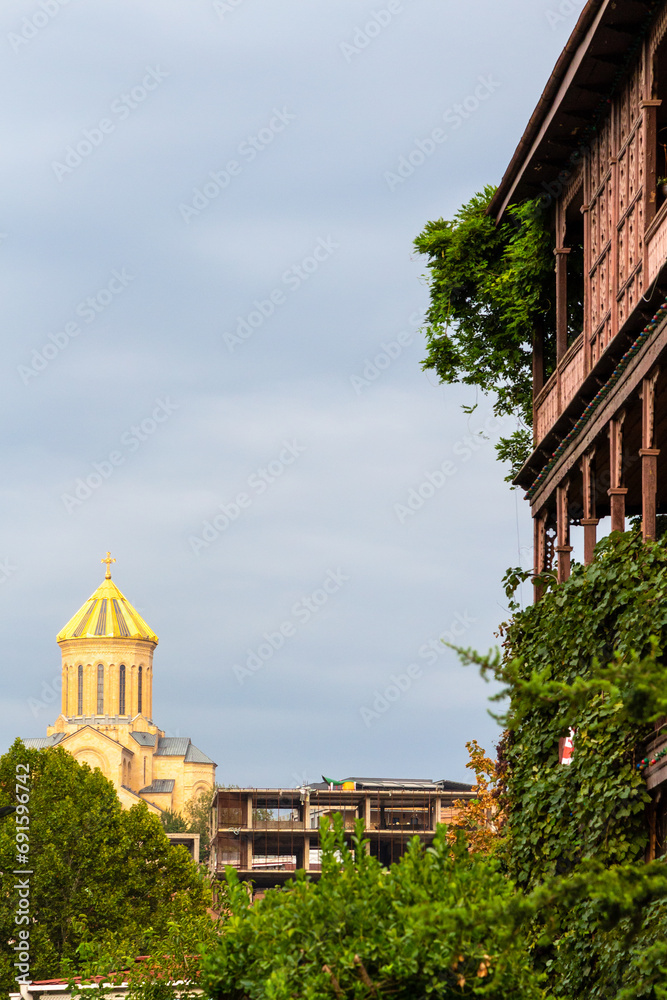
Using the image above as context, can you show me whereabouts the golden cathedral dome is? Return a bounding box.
[57,553,158,644]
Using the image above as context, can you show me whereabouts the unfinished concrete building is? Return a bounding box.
[210,777,473,892]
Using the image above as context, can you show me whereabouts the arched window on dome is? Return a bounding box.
[119,665,126,715]
[97,664,104,715]
[138,666,143,715]
[77,665,83,715]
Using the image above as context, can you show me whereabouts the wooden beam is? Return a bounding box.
[556,481,573,583]
[555,248,571,363]
[641,368,661,541]
[533,322,545,401]
[533,511,547,604]
[580,448,598,564]
[608,411,627,533]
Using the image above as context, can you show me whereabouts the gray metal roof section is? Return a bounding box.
[307,776,473,792]
[139,779,175,794]
[184,743,216,765]
[436,779,475,792]
[154,737,216,764]
[22,734,66,749]
[350,777,437,789]
[130,732,157,747]
[155,737,192,756]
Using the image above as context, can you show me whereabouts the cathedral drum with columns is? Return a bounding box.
[23,554,216,816]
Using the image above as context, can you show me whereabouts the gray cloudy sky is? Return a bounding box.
[0,0,574,787]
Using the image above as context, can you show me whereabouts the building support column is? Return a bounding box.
[582,201,592,375]
[580,448,599,565]
[640,369,661,541]
[533,509,547,603]
[556,481,573,584]
[608,412,628,533]
[555,246,571,364]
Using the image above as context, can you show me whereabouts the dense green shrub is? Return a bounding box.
[201,816,544,1000]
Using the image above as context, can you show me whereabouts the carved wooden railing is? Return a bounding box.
[646,199,667,287]
[534,333,585,445]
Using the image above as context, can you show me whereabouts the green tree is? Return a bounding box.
[160,786,218,863]
[160,808,190,833]
[413,188,580,480]
[162,784,238,864]
[183,786,215,863]
[0,740,212,994]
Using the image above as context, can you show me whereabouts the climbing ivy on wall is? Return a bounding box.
[466,529,667,998]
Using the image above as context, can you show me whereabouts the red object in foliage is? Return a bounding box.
[559,730,575,765]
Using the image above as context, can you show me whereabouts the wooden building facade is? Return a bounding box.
[492,0,667,854]
[493,0,667,592]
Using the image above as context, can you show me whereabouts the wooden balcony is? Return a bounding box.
[534,334,585,445]
[646,200,667,288]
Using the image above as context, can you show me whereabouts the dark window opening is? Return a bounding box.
[138,666,143,715]
[96,664,104,715]
[119,664,126,715]
[565,185,584,343]
[77,664,83,715]
[654,33,667,206]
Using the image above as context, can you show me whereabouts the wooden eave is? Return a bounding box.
[489,0,659,221]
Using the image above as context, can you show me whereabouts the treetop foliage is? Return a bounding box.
[0,741,212,995]
[414,187,555,427]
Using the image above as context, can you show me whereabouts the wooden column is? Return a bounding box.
[580,448,599,565]
[554,194,570,367]
[556,481,573,584]
[533,510,547,603]
[608,411,628,533]
[582,201,592,375]
[648,800,657,863]
[610,156,619,342]
[555,247,571,364]
[533,322,544,399]
[640,369,661,541]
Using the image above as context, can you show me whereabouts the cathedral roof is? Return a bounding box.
[156,736,217,765]
[23,734,65,749]
[57,573,158,644]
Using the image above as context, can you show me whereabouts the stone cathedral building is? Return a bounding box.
[23,554,216,816]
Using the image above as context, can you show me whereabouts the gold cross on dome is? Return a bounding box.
[102,552,116,579]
